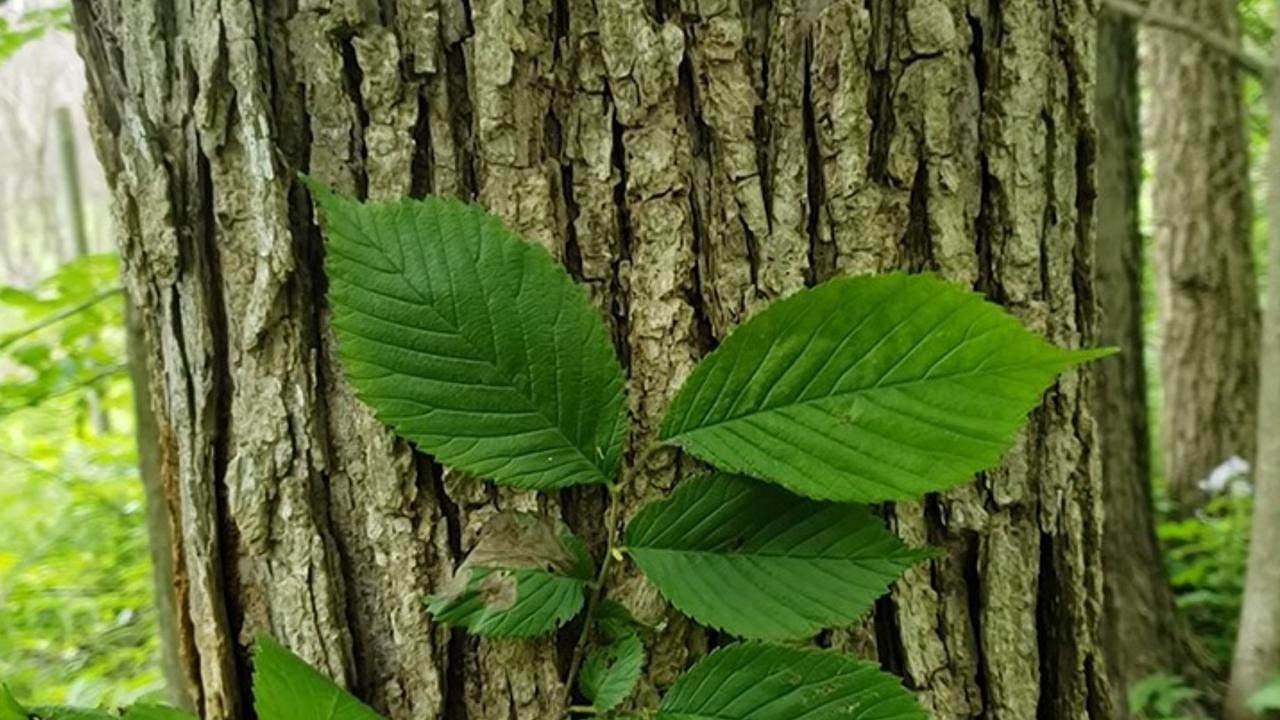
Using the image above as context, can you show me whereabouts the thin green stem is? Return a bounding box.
[564,482,623,712]
[0,287,122,352]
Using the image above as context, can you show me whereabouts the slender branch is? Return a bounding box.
[0,364,128,419]
[564,483,624,711]
[0,286,123,352]
[1103,0,1275,79]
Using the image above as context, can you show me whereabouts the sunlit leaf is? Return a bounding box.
[307,180,627,490]
[626,473,926,639]
[579,635,644,713]
[655,643,925,720]
[253,637,383,720]
[660,272,1111,502]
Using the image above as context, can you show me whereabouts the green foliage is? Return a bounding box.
[306,179,628,490]
[1,686,27,720]
[0,256,158,707]
[425,516,592,636]
[591,601,644,642]
[1159,492,1252,665]
[578,635,644,714]
[1126,673,1200,720]
[658,272,1109,502]
[300,186,1099,717]
[252,637,382,720]
[1249,677,1280,713]
[625,473,927,639]
[0,684,191,720]
[0,255,125,416]
[654,643,925,720]
[25,708,115,720]
[0,5,70,63]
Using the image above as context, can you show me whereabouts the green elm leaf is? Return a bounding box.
[625,473,927,639]
[579,635,645,713]
[659,272,1112,502]
[656,643,926,720]
[306,179,627,489]
[426,513,593,637]
[253,636,384,720]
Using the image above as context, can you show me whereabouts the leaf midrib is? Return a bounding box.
[665,356,1069,440]
[333,219,614,483]
[627,545,913,564]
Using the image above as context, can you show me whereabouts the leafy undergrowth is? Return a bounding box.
[0,256,162,706]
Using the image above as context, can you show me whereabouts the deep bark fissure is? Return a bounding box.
[410,90,435,197]
[445,44,478,201]
[1039,109,1056,301]
[338,38,371,199]
[1035,530,1060,720]
[800,33,826,286]
[608,107,634,369]
[962,529,992,716]
[196,154,248,720]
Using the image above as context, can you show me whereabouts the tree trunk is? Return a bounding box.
[126,295,198,710]
[1226,20,1280,718]
[1149,0,1261,515]
[1096,8,1210,712]
[70,1,1108,718]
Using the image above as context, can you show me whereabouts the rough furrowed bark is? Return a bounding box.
[1149,0,1261,516]
[71,0,1109,718]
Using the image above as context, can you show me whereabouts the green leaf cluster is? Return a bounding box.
[1126,673,1200,720]
[0,5,70,64]
[1249,677,1280,714]
[286,183,1107,718]
[0,256,158,707]
[0,684,193,720]
[425,513,593,636]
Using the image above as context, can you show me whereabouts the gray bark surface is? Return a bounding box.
[71,0,1108,718]
[127,296,197,710]
[1226,16,1280,717]
[1149,0,1261,515]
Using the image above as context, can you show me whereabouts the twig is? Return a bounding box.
[1103,0,1275,79]
[564,482,624,711]
[0,287,123,352]
[0,364,128,419]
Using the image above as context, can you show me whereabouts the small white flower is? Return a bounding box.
[1198,455,1251,494]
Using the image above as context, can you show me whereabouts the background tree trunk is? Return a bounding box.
[1226,19,1280,717]
[126,296,197,710]
[71,1,1108,719]
[1096,9,1210,714]
[1149,0,1261,515]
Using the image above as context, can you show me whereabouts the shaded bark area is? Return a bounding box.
[1149,0,1261,515]
[126,296,197,710]
[71,0,1108,718]
[1096,10,1208,714]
